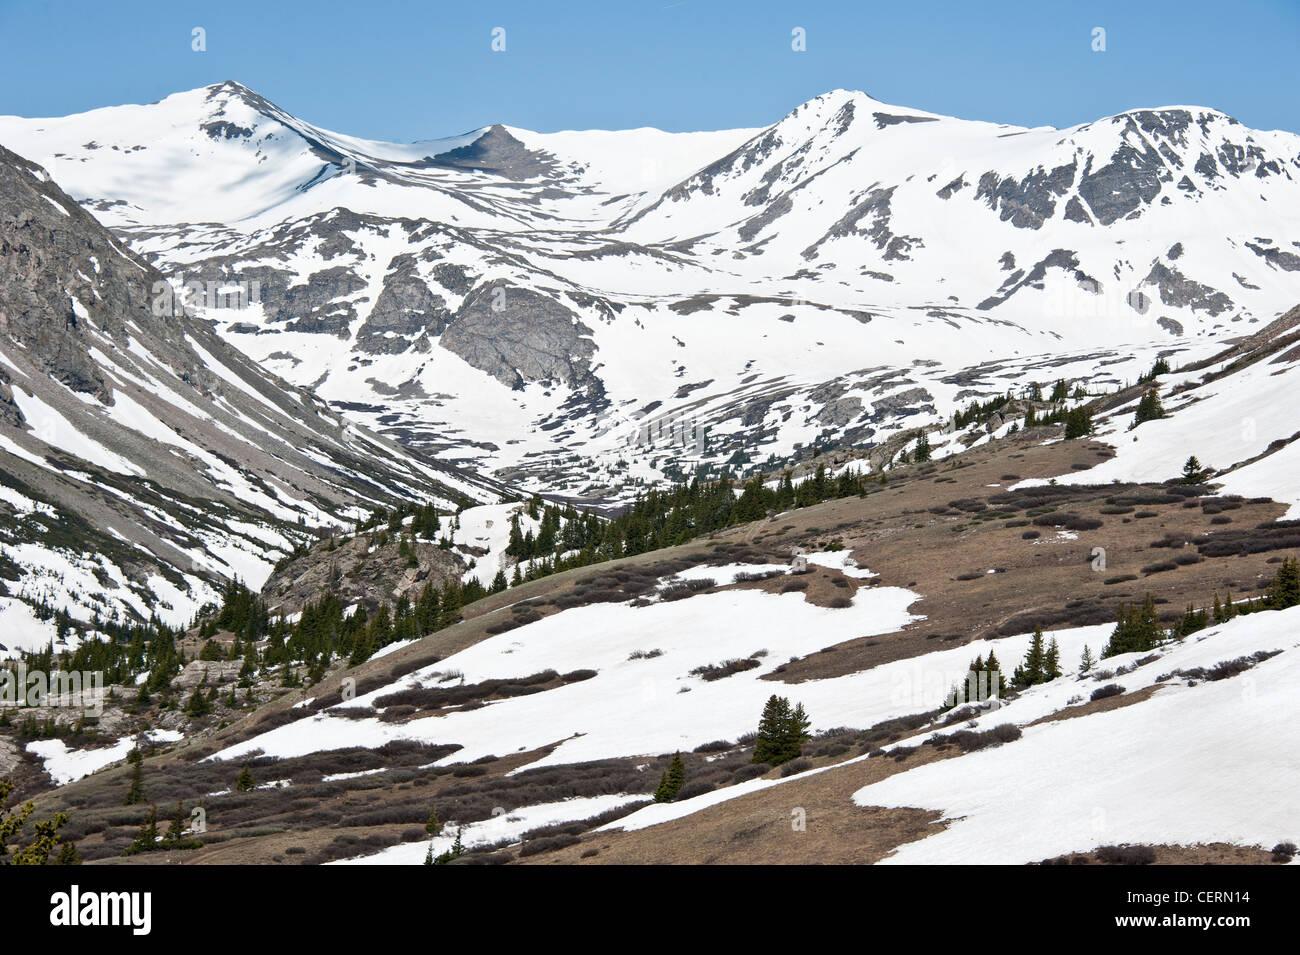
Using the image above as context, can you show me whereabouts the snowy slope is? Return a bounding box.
[1011,307,1300,516]
[854,607,1300,864]
[589,607,1300,863]
[0,142,506,636]
[3,83,1297,499]
[212,559,923,768]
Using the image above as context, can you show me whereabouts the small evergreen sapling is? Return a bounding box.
[425,806,443,837]
[653,753,686,802]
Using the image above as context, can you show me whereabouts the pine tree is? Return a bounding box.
[1132,389,1166,427]
[425,806,443,837]
[1103,594,1165,657]
[1063,406,1093,439]
[913,433,932,463]
[184,686,213,718]
[430,826,465,865]
[983,649,1008,697]
[123,806,159,856]
[1180,455,1209,484]
[1175,603,1207,638]
[786,702,812,760]
[752,695,789,765]
[235,764,254,793]
[1013,627,1048,687]
[1079,645,1096,674]
[1044,637,1062,680]
[654,752,686,802]
[1267,556,1300,610]
[55,840,81,865]
[123,746,146,806]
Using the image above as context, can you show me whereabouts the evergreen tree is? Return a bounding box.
[787,702,811,758]
[123,746,147,806]
[55,840,81,865]
[1174,603,1207,638]
[184,686,213,718]
[1044,637,1062,680]
[752,695,791,765]
[983,649,1008,697]
[1267,556,1300,610]
[430,827,465,865]
[425,806,443,837]
[653,752,686,802]
[1063,406,1093,439]
[751,695,810,765]
[913,433,932,463]
[1180,455,1210,484]
[1079,645,1096,674]
[2,777,73,865]
[235,764,255,793]
[123,806,159,856]
[1132,389,1166,427]
[1103,594,1165,657]
[1012,627,1048,687]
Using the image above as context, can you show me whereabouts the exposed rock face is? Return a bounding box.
[0,143,139,402]
[1247,241,1300,272]
[260,533,467,617]
[976,249,1099,311]
[975,162,1077,229]
[424,125,560,180]
[175,660,243,689]
[806,186,924,262]
[1141,262,1234,316]
[355,254,452,354]
[1076,133,1167,225]
[439,283,596,389]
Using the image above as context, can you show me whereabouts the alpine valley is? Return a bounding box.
[1,82,1299,867]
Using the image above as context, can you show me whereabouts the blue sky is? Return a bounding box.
[1,0,1297,139]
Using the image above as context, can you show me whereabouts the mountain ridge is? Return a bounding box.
[1,83,1297,503]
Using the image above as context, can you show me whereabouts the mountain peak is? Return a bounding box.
[424,124,560,180]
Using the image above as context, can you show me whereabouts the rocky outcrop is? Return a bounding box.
[355,254,452,354]
[261,533,467,617]
[440,282,596,389]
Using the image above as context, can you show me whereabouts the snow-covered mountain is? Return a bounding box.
[2,82,1298,499]
[0,141,504,654]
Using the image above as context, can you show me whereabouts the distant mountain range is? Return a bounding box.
[1,81,1297,501]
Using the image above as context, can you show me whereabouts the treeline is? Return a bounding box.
[941,555,1300,707]
[1104,556,1300,656]
[508,466,872,582]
